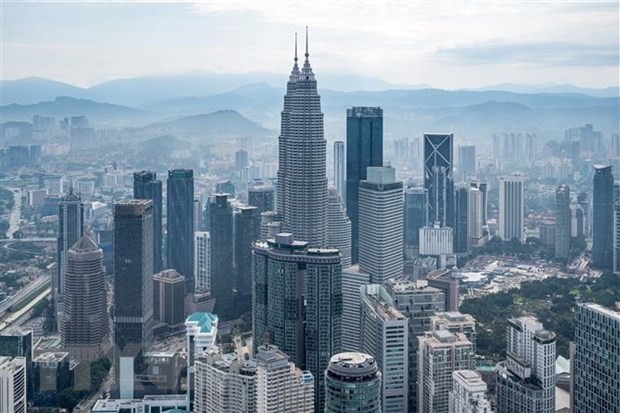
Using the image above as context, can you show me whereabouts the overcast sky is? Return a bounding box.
[2,1,619,89]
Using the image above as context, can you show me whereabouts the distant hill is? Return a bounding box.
[143,110,275,141]
[0,77,88,105]
[0,96,154,127]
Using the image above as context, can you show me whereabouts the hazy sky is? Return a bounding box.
[2,1,619,89]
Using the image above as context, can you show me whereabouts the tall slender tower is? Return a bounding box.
[327,188,352,268]
[424,133,454,227]
[498,174,525,241]
[333,141,345,201]
[209,194,234,318]
[346,107,383,263]
[592,165,614,269]
[277,29,328,247]
[133,171,163,273]
[555,185,571,260]
[167,169,195,293]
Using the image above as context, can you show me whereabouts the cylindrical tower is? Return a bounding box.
[324,352,381,413]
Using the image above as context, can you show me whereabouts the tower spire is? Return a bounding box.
[305,26,309,59]
[294,32,298,63]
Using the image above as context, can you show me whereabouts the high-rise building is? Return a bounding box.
[498,174,525,241]
[467,187,484,250]
[0,329,32,401]
[360,284,408,412]
[455,187,469,253]
[418,331,475,413]
[194,231,210,295]
[260,211,280,241]
[248,184,275,214]
[252,233,341,411]
[341,265,371,352]
[577,192,591,237]
[277,31,328,247]
[448,370,491,413]
[209,194,234,318]
[194,198,203,232]
[324,352,381,413]
[346,106,383,263]
[61,235,109,362]
[327,187,352,268]
[555,184,571,259]
[113,199,154,399]
[358,166,403,283]
[333,141,346,202]
[235,149,249,171]
[457,145,476,181]
[427,269,460,312]
[496,317,556,413]
[167,169,195,293]
[387,279,445,412]
[404,187,428,258]
[592,165,614,269]
[431,312,477,354]
[185,312,218,402]
[615,203,620,273]
[56,186,84,329]
[215,180,235,197]
[419,224,454,256]
[234,206,261,298]
[424,133,454,227]
[470,181,488,226]
[153,269,186,327]
[0,356,27,413]
[573,303,620,413]
[133,171,163,273]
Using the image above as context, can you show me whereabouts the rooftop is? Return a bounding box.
[186,312,218,334]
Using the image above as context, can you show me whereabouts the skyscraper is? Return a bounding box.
[0,356,27,413]
[209,194,234,318]
[277,30,328,247]
[252,233,341,412]
[360,284,408,413]
[327,187,352,267]
[573,303,620,413]
[56,186,84,329]
[333,141,345,201]
[324,352,381,413]
[498,174,525,241]
[466,187,484,250]
[61,235,109,362]
[234,205,261,298]
[113,199,154,399]
[133,171,163,273]
[194,231,210,295]
[448,370,491,413]
[424,133,454,227]
[153,269,186,327]
[592,165,614,269]
[418,331,475,413]
[358,166,403,284]
[404,187,428,258]
[248,184,275,214]
[346,106,383,263]
[430,312,477,355]
[496,317,556,413]
[455,186,469,253]
[457,144,476,181]
[0,329,32,402]
[555,184,571,259]
[167,169,195,293]
[615,202,620,273]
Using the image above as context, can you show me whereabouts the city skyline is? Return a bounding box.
[2,2,619,89]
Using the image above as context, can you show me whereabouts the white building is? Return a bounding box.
[358,166,403,283]
[449,370,491,413]
[498,174,525,241]
[467,187,484,249]
[185,312,218,402]
[91,395,188,413]
[0,356,27,413]
[360,284,408,413]
[419,224,454,256]
[327,187,352,267]
[431,312,477,354]
[194,231,211,294]
[333,141,345,201]
[341,265,371,352]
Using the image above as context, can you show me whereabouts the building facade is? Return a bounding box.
[167,169,195,293]
[209,194,234,318]
[0,356,27,413]
[457,144,476,181]
[248,184,275,214]
[194,231,211,295]
[424,133,454,227]
[448,370,491,413]
[498,174,525,241]
[153,269,186,327]
[327,188,352,268]
[133,171,163,273]
[333,141,345,201]
[404,187,428,258]
[235,206,261,297]
[324,352,381,413]
[555,184,571,260]
[592,165,614,269]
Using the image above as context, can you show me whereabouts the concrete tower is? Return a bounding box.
[167,169,195,293]
[498,174,525,241]
[324,352,381,413]
[555,184,571,259]
[424,133,454,227]
[327,187,352,267]
[333,141,345,201]
[592,165,614,269]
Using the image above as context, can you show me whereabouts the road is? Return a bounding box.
[0,238,56,243]
[5,188,21,239]
[0,287,51,332]
[0,275,51,314]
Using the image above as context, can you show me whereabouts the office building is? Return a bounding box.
[215,180,235,197]
[573,303,620,413]
[448,370,491,413]
[194,199,203,232]
[360,284,408,412]
[194,231,210,295]
[113,200,154,399]
[133,171,163,273]
[498,174,525,241]
[418,331,475,413]
[615,203,620,273]
[0,329,32,401]
[32,351,72,394]
[324,352,381,413]
[185,312,218,403]
[56,185,84,329]
[387,279,445,412]
[555,185,571,259]
[61,235,109,362]
[252,233,341,412]
[333,141,346,201]
[0,356,27,413]
[327,187,352,268]
[277,32,328,247]
[419,224,454,256]
[341,265,371,352]
[234,206,261,298]
[167,169,195,293]
[455,187,469,253]
[404,187,428,258]
[424,133,454,227]
[358,166,403,283]
[209,194,234,317]
[458,144,476,181]
[346,106,383,263]
[592,165,614,269]
[153,269,186,327]
[466,187,484,250]
[470,181,487,226]
[496,317,556,413]
[260,211,280,241]
[431,312,477,354]
[427,269,460,312]
[235,149,249,171]
[248,184,275,214]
